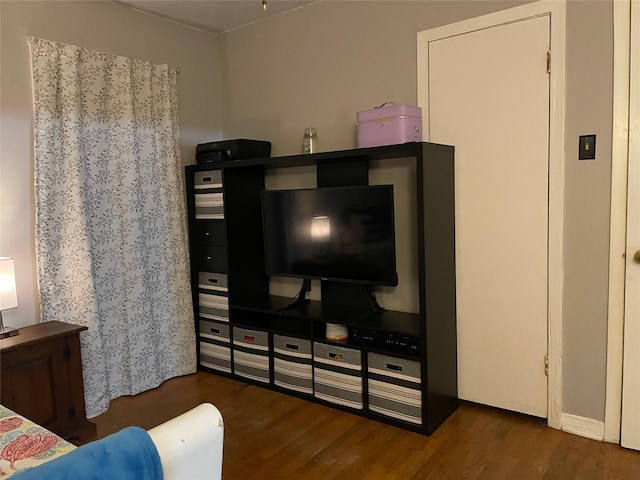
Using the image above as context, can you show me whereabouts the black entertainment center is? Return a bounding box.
[185,141,457,435]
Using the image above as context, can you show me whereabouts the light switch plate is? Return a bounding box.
[579,134,596,160]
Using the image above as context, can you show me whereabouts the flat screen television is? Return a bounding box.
[261,185,398,286]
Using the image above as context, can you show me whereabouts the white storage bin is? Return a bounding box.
[199,320,231,373]
[367,352,422,425]
[194,170,224,219]
[313,342,363,410]
[273,335,313,395]
[233,327,270,384]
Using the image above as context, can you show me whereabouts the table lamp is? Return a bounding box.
[0,257,19,338]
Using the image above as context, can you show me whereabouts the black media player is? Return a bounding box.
[350,328,420,355]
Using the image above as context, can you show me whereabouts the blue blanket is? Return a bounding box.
[13,426,163,480]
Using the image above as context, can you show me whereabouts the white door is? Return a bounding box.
[621,0,640,450]
[421,16,551,417]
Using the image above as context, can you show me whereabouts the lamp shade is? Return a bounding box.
[0,257,18,310]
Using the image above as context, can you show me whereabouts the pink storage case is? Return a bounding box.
[356,104,422,148]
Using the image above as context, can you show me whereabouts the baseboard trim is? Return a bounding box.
[561,413,605,441]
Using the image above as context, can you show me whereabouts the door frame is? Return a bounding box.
[417,0,566,429]
[605,0,637,445]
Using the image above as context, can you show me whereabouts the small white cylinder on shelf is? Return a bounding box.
[325,323,348,341]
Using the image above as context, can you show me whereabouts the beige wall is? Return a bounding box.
[220,0,614,422]
[563,0,613,421]
[0,0,224,328]
[220,0,530,156]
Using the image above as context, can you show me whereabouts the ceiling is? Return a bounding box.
[114,0,317,35]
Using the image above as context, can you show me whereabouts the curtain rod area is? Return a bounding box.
[27,35,181,74]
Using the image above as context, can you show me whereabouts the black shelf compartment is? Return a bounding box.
[231,296,422,360]
[231,296,420,335]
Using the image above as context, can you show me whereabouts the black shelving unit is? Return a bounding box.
[185,142,457,435]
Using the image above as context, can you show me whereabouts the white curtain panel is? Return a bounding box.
[30,38,196,418]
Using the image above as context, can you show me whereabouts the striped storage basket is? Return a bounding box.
[198,271,228,293]
[199,320,231,373]
[194,170,224,219]
[198,292,229,323]
[367,352,422,425]
[273,335,313,395]
[197,272,228,322]
[313,342,363,410]
[233,327,270,384]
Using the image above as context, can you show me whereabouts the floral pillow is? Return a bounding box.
[0,405,75,477]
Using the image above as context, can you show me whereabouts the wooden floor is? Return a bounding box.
[86,372,640,479]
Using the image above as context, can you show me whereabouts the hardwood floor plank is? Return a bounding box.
[84,372,640,479]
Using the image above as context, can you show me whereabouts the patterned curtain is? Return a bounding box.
[30,38,196,418]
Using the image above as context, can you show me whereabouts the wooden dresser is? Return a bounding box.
[0,321,96,442]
